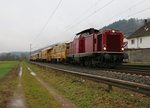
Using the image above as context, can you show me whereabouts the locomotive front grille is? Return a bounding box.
[106,35,121,51]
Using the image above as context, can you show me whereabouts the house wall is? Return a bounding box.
[125,48,150,63]
[127,35,150,49]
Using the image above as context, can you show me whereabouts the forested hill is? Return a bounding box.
[102,18,144,37]
[0,52,29,61]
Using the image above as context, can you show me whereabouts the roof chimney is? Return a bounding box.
[144,19,148,25]
[144,19,149,31]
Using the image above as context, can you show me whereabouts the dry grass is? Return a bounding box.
[0,63,19,108]
[21,62,61,108]
[27,62,150,108]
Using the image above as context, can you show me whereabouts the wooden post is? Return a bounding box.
[107,85,112,92]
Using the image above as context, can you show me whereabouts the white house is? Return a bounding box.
[127,20,150,49]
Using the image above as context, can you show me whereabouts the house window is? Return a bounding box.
[140,38,142,43]
[131,39,134,44]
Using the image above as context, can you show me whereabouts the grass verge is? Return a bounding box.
[27,62,150,108]
[0,63,19,108]
[21,62,61,108]
[0,61,18,79]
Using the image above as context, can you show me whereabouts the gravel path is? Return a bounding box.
[27,67,76,108]
[37,62,150,85]
[7,67,26,108]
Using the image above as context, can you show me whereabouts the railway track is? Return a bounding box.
[31,62,150,96]
[101,65,150,76]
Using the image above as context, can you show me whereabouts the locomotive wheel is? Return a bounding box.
[85,60,89,66]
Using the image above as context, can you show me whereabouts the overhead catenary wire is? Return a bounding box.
[90,0,149,36]
[32,0,103,50]
[32,0,116,52]
[31,0,150,52]
[125,6,150,19]
[31,0,63,47]
[113,0,146,19]
[65,0,103,30]
[65,0,116,32]
[94,0,146,28]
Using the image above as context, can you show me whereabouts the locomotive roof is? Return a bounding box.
[99,29,119,32]
[127,21,150,39]
[76,28,99,35]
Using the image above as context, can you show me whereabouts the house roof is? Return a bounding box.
[127,21,150,39]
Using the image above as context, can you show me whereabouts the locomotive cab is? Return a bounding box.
[97,29,124,67]
[100,29,124,52]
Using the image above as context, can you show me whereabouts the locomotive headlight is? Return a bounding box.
[103,47,106,50]
[121,47,124,51]
[112,30,115,33]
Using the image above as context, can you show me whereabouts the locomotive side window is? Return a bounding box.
[82,32,89,37]
[97,34,102,51]
[131,39,135,44]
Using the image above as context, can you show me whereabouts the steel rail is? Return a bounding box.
[31,62,150,96]
[107,65,150,76]
[101,68,150,76]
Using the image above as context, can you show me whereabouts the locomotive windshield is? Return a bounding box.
[106,34,121,51]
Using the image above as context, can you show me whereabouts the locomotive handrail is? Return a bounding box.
[31,62,150,96]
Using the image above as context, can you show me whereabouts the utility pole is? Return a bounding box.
[30,44,32,60]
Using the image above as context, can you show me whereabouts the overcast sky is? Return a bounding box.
[0,0,150,52]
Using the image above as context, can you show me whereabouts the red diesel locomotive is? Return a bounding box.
[68,28,124,67]
[31,28,125,68]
